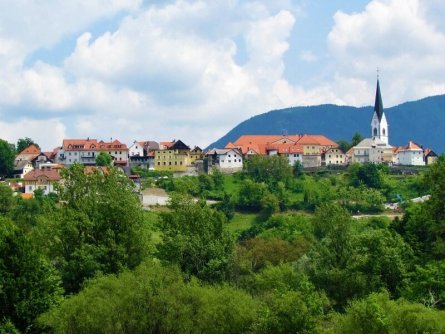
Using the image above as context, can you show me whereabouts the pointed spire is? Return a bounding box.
[374,79,384,121]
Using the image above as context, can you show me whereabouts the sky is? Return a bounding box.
[1,0,445,150]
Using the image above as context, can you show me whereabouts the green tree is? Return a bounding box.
[336,140,351,153]
[0,217,62,332]
[95,151,113,166]
[330,291,445,334]
[0,183,14,214]
[350,163,385,189]
[245,155,293,187]
[157,194,234,282]
[237,179,268,211]
[292,160,303,177]
[39,261,261,334]
[16,137,39,153]
[37,163,149,293]
[395,155,445,260]
[351,132,363,147]
[0,139,15,178]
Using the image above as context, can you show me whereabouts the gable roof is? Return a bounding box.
[18,144,41,155]
[374,79,385,121]
[170,139,190,151]
[23,169,61,181]
[63,139,98,151]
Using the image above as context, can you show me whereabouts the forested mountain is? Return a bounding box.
[208,94,445,152]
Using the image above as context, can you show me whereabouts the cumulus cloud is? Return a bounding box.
[1,0,444,149]
[0,119,66,151]
[328,0,445,105]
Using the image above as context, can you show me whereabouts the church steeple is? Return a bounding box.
[371,78,389,144]
[374,79,384,121]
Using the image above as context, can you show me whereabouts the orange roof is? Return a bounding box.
[160,141,174,149]
[21,193,33,199]
[232,134,337,156]
[19,144,41,155]
[23,169,61,181]
[225,142,236,149]
[400,141,422,152]
[63,139,98,151]
[97,139,128,151]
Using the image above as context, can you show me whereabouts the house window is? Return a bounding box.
[158,162,160,166]
[175,162,177,165]
[169,162,172,165]
[180,162,183,165]
[163,162,166,165]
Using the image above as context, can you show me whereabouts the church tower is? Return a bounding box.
[371,79,389,144]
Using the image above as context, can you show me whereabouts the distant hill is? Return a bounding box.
[207,94,445,153]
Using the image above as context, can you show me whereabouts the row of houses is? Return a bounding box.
[10,79,438,197]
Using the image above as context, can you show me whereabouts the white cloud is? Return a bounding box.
[327,0,445,106]
[0,119,66,151]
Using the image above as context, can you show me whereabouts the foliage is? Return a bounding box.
[351,132,363,147]
[95,151,113,166]
[244,264,329,334]
[0,139,15,178]
[16,137,40,154]
[237,179,269,211]
[349,163,385,189]
[35,163,149,293]
[0,183,14,214]
[329,291,445,334]
[403,260,445,309]
[39,261,261,334]
[244,155,293,188]
[304,203,411,308]
[157,194,234,282]
[337,186,385,213]
[394,156,445,261]
[0,217,62,332]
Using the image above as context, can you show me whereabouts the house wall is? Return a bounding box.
[398,150,424,166]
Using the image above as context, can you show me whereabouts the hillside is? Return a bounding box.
[207,94,445,153]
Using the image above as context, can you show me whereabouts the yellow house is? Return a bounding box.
[154,140,195,172]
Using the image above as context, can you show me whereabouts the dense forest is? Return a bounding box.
[2,156,445,333]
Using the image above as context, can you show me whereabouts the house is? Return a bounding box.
[154,140,192,172]
[424,148,438,165]
[129,140,159,169]
[55,138,129,166]
[13,144,42,178]
[23,169,61,195]
[351,138,393,164]
[323,148,347,166]
[205,148,243,173]
[227,134,338,167]
[395,141,424,166]
[96,139,129,167]
[56,138,98,165]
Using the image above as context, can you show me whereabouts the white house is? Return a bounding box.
[324,148,347,166]
[396,141,424,166]
[206,148,243,172]
[352,138,393,164]
[23,169,61,195]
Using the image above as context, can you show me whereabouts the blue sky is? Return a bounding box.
[0,0,444,150]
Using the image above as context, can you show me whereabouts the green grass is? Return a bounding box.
[143,210,162,245]
[226,212,259,236]
[223,174,242,197]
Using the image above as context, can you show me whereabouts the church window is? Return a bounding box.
[383,128,386,136]
[373,128,378,136]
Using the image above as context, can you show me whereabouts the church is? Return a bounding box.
[350,79,434,166]
[351,79,394,164]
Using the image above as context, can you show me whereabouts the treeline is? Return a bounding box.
[1,158,445,332]
[157,155,426,216]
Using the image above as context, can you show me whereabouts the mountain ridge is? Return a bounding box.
[207,94,445,153]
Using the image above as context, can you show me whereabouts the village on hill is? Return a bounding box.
[3,80,438,197]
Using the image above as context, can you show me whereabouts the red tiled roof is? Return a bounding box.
[225,142,236,149]
[97,139,128,151]
[18,144,41,155]
[63,139,98,151]
[23,169,61,181]
[232,134,337,156]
